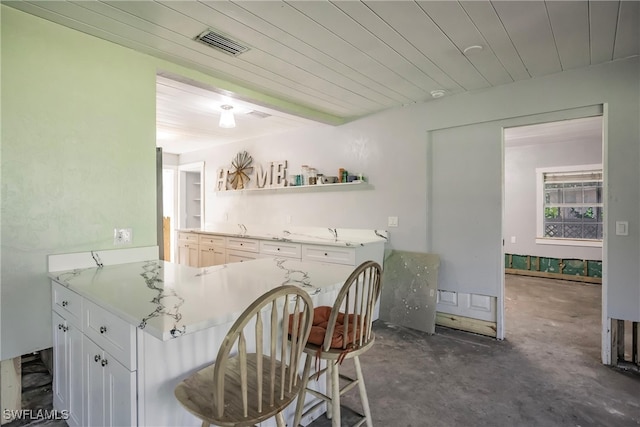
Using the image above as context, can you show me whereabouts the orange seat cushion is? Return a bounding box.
[290,306,362,349]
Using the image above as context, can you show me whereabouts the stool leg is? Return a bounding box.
[354,356,372,427]
[275,411,286,427]
[293,353,313,427]
[325,361,332,419]
[331,361,341,427]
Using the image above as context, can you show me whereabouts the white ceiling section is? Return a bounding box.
[6,1,638,153]
[155,75,324,154]
[504,116,603,148]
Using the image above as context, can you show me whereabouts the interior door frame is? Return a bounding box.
[499,105,606,361]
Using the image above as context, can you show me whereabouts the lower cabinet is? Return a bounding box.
[177,232,199,267]
[52,282,137,427]
[226,236,261,263]
[198,235,226,267]
[52,311,83,427]
[83,336,136,427]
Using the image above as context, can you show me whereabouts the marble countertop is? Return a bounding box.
[49,258,355,341]
[179,223,388,247]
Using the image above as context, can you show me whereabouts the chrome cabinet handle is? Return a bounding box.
[101,359,108,367]
[62,325,68,332]
[61,301,68,307]
[94,354,101,362]
[99,326,107,334]
[58,324,63,330]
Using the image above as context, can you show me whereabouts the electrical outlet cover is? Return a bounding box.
[114,228,133,245]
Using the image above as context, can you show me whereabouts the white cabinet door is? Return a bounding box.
[84,337,105,427]
[67,322,83,427]
[52,312,68,413]
[83,336,136,427]
[52,312,83,427]
[103,351,136,427]
[178,241,199,267]
[199,244,226,267]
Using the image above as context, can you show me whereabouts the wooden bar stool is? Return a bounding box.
[174,285,313,427]
[293,261,382,427]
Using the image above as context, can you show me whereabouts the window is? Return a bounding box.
[536,165,603,247]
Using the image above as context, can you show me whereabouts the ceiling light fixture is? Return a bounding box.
[219,104,236,128]
[430,90,446,98]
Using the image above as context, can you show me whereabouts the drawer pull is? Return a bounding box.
[324,253,328,256]
[61,301,68,307]
[99,326,108,334]
[58,324,63,330]
[101,359,108,367]
[94,354,101,362]
[277,248,280,251]
[62,325,68,332]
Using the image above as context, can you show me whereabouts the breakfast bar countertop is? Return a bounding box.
[49,257,355,341]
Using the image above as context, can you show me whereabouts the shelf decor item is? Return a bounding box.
[228,151,254,190]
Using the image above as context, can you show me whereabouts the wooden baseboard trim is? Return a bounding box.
[505,268,602,284]
[436,312,497,338]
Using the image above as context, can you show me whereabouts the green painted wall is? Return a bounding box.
[1,6,157,359]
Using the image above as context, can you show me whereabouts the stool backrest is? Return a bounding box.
[213,285,313,420]
[323,260,382,352]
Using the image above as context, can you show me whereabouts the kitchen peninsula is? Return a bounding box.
[48,244,379,426]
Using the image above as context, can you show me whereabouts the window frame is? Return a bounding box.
[535,164,603,247]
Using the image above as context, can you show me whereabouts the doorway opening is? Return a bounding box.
[503,116,604,361]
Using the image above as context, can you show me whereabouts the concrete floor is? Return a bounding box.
[5,275,640,426]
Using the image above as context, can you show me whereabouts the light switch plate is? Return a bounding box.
[388,216,399,227]
[615,221,629,236]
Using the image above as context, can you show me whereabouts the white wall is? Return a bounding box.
[181,56,639,322]
[505,138,603,260]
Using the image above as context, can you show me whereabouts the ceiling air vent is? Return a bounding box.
[195,29,250,56]
[247,110,272,119]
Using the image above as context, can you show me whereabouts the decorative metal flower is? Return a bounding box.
[228,151,254,190]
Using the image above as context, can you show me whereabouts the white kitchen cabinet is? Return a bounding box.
[177,232,199,267]
[52,311,83,427]
[52,283,83,427]
[226,248,261,263]
[83,336,136,427]
[52,280,137,427]
[225,237,260,263]
[259,241,302,259]
[198,235,226,267]
[301,245,356,265]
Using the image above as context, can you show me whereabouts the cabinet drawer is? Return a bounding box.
[199,234,226,246]
[226,237,260,253]
[178,232,198,243]
[301,245,356,265]
[52,282,83,326]
[260,241,302,259]
[84,300,136,370]
[226,249,261,263]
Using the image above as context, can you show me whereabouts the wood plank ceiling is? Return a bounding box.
[5,1,639,153]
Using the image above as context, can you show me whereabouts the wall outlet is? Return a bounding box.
[388,216,399,227]
[510,236,516,244]
[114,228,132,245]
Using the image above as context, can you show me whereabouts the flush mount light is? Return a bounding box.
[430,90,446,98]
[219,104,236,128]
